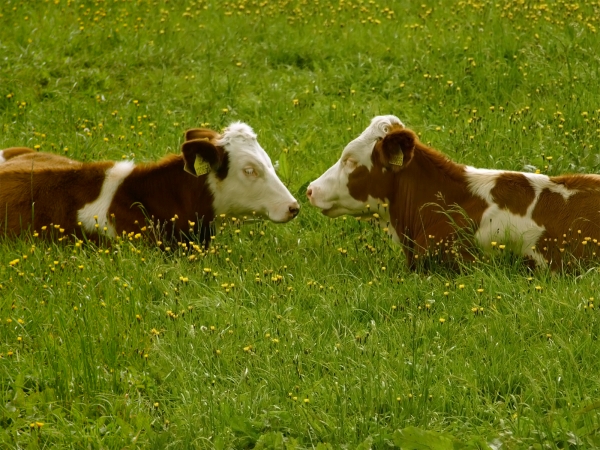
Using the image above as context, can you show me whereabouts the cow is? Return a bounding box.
[307,115,600,270]
[0,122,299,245]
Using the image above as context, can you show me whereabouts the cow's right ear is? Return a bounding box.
[378,128,416,172]
[181,138,224,177]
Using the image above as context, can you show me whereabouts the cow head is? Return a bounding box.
[307,115,415,219]
[182,122,299,223]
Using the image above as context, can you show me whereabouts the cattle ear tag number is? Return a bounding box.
[389,153,403,166]
[184,137,212,177]
[184,155,211,177]
[193,156,211,176]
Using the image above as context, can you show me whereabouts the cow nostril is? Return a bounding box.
[289,205,300,216]
[306,188,313,198]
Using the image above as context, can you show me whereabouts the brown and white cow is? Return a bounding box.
[307,115,600,269]
[0,122,299,244]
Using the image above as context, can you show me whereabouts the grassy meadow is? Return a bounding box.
[1,0,600,448]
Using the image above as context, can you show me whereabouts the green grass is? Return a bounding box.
[1,0,600,448]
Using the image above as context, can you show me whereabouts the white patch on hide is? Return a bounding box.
[464,167,578,267]
[523,172,577,200]
[464,167,503,204]
[77,161,135,237]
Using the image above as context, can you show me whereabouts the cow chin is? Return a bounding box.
[321,207,343,218]
[309,192,367,218]
[310,198,352,218]
[266,210,295,223]
[321,206,361,218]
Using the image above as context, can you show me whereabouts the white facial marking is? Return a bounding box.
[0,151,5,164]
[308,115,404,216]
[216,121,257,144]
[207,122,298,223]
[77,161,135,236]
[341,115,405,171]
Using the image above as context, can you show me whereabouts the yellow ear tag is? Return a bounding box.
[389,154,404,166]
[194,156,211,176]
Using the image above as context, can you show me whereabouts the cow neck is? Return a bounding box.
[114,155,216,231]
[388,143,482,247]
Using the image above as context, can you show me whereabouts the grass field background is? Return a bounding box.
[1,0,600,448]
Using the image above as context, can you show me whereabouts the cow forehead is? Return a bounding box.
[218,121,257,144]
[342,115,405,162]
[217,122,273,168]
[361,115,405,139]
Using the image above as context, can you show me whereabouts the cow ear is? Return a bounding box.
[181,138,223,177]
[379,128,416,171]
[184,128,220,143]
